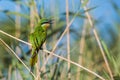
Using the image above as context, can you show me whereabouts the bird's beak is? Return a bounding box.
[48,19,54,24]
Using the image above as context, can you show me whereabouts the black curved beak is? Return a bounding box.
[48,19,54,24]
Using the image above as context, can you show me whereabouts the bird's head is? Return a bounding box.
[40,18,53,29]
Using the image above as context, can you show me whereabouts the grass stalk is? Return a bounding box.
[66,0,71,79]
[81,0,114,79]
[0,30,105,80]
[43,50,105,80]
[8,65,12,80]
[76,21,86,80]
[39,13,75,74]
[0,30,31,46]
[0,38,36,79]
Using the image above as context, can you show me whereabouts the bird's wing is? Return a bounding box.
[30,33,38,71]
[36,30,47,49]
[30,30,46,50]
[30,32,39,49]
[29,33,35,47]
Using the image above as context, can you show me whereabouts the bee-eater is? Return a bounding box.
[29,18,52,72]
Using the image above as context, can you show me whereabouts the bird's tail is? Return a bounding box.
[30,52,38,72]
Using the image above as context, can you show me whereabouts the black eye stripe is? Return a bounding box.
[41,22,49,24]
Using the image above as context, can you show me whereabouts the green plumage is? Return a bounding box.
[29,18,50,72]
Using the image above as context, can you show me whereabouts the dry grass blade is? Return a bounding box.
[0,30,31,46]
[76,21,86,80]
[82,1,114,80]
[43,50,105,80]
[8,65,12,80]
[0,29,105,79]
[40,14,75,74]
[66,0,71,79]
[0,38,36,79]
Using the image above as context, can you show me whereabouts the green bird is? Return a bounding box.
[29,18,52,72]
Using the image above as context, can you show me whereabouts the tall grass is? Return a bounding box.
[0,0,120,80]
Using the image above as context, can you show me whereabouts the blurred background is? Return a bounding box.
[0,0,120,80]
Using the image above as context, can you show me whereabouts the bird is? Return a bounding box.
[29,18,52,72]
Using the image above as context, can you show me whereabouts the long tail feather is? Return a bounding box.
[30,51,38,72]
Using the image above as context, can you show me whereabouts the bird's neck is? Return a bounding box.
[42,26,47,31]
[35,26,47,32]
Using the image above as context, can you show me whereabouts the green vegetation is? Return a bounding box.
[0,0,120,80]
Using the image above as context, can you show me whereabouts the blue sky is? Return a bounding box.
[0,0,119,46]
